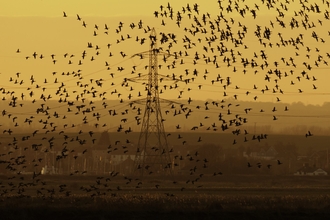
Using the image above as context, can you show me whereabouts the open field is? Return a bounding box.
[1,175,330,219]
[2,193,330,220]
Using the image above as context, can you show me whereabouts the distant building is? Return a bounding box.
[109,150,135,167]
[244,146,278,160]
[115,156,134,174]
[294,164,328,176]
[91,130,136,175]
[308,150,330,169]
[86,131,108,174]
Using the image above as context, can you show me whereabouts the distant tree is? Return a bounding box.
[197,143,222,172]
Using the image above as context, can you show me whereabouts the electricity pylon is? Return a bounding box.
[131,28,173,177]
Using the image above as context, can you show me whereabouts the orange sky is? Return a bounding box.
[0,0,329,106]
[1,0,218,17]
[0,0,298,17]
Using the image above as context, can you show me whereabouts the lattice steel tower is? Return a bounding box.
[132,28,173,177]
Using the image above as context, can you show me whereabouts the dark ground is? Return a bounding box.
[1,174,330,219]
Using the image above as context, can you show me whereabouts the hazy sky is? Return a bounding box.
[0,0,300,17]
[0,0,329,106]
[1,0,220,17]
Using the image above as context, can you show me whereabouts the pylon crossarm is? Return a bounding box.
[126,75,149,82]
[159,98,183,105]
[129,98,147,105]
[132,50,170,58]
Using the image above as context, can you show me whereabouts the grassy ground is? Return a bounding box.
[1,175,330,219]
[2,193,330,220]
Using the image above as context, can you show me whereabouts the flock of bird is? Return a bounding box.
[0,0,328,199]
